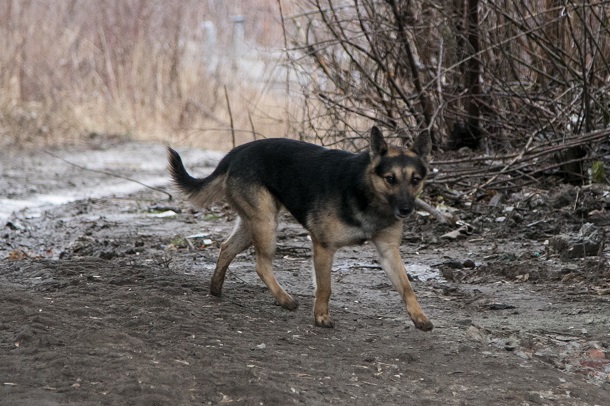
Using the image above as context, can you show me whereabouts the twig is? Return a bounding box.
[573,188,580,211]
[276,0,291,132]
[185,98,230,127]
[415,198,453,224]
[224,85,236,149]
[42,149,173,200]
[247,109,257,141]
[184,236,196,252]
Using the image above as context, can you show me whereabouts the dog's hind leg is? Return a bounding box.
[225,186,297,310]
[373,223,434,332]
[210,218,252,296]
[250,215,299,310]
[239,194,298,310]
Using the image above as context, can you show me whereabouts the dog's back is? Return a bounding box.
[169,138,370,226]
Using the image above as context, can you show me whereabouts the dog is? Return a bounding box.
[167,126,433,331]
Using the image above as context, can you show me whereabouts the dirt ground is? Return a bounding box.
[1,139,609,405]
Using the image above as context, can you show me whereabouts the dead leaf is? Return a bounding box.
[7,250,28,260]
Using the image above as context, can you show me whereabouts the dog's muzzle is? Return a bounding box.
[394,204,412,219]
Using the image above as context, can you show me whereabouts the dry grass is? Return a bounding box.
[0,0,296,150]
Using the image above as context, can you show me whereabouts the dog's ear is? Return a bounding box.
[370,126,388,158]
[412,130,432,162]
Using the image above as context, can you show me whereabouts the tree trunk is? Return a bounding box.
[464,0,481,149]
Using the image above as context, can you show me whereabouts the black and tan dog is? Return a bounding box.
[167,126,433,331]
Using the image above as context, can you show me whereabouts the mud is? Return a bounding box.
[1,140,610,405]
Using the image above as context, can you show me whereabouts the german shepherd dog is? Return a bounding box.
[167,126,433,331]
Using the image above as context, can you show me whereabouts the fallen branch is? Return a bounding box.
[415,198,453,224]
[430,127,610,191]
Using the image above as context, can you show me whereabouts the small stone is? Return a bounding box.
[99,251,116,260]
[440,267,455,282]
[488,193,503,207]
[550,185,577,208]
[489,303,516,310]
[466,326,486,344]
[150,210,177,218]
[548,223,605,259]
[514,350,530,360]
[5,221,24,230]
[441,229,464,240]
[363,357,376,363]
[255,343,266,350]
[463,259,476,268]
[589,349,606,359]
[534,351,557,364]
[444,259,464,269]
[528,194,547,209]
[495,216,506,223]
[527,392,543,404]
[456,319,473,326]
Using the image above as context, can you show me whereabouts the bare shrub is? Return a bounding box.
[281,0,610,187]
[285,0,610,179]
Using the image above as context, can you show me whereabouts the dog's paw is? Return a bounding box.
[315,314,335,328]
[413,318,434,332]
[276,296,299,311]
[209,285,222,297]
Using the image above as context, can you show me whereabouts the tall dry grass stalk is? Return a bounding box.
[0,0,293,150]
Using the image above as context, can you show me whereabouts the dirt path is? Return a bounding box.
[1,140,609,405]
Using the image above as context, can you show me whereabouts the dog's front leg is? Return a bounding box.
[373,226,433,332]
[312,240,336,327]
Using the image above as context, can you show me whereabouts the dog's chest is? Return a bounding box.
[336,223,372,247]
[308,210,396,249]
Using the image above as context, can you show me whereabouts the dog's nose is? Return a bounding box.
[398,205,412,216]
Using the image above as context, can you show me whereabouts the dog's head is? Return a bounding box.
[368,126,431,219]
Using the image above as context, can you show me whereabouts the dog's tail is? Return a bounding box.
[167,147,227,208]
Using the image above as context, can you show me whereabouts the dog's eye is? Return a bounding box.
[384,175,396,185]
[411,175,422,185]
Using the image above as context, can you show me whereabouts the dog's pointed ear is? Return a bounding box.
[370,126,388,158]
[412,130,432,162]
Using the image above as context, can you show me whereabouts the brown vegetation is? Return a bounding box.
[0,0,289,149]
